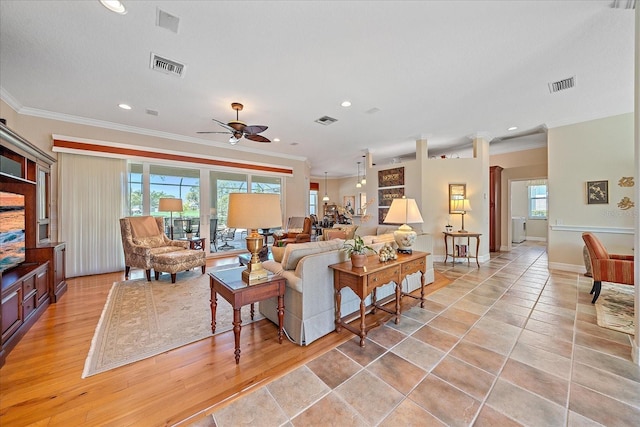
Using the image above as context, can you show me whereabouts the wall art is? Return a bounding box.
[343,195,355,215]
[378,187,405,207]
[618,177,634,187]
[448,183,466,213]
[378,207,389,224]
[587,180,608,204]
[618,197,634,210]
[378,167,404,188]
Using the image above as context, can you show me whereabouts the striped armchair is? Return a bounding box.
[582,232,634,303]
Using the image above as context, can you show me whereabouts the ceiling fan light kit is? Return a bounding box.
[197,102,270,145]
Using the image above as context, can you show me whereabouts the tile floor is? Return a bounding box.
[195,242,640,426]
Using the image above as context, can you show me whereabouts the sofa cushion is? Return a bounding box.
[324,229,347,241]
[355,225,378,237]
[281,239,344,271]
[376,226,398,235]
[372,233,396,244]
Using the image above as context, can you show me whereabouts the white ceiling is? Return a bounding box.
[0,1,635,178]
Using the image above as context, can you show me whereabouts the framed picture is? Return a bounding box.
[378,187,405,207]
[378,167,404,188]
[449,183,466,213]
[587,180,608,204]
[343,195,355,214]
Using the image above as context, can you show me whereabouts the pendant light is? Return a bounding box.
[322,172,330,202]
[356,162,362,188]
[361,155,367,185]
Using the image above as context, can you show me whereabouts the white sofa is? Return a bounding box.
[260,232,434,346]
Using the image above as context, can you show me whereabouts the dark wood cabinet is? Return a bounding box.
[489,166,503,252]
[27,242,67,302]
[1,263,49,364]
[1,122,62,367]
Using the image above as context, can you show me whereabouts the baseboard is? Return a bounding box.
[547,261,585,274]
[525,236,547,242]
[632,337,639,365]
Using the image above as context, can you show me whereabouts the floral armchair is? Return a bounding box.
[120,216,189,281]
[273,216,312,246]
[582,232,634,303]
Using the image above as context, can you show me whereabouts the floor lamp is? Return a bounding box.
[158,198,183,239]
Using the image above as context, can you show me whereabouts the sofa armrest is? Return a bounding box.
[610,254,634,261]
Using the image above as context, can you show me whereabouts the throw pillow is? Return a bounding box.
[324,229,347,240]
[271,245,286,263]
[133,234,165,248]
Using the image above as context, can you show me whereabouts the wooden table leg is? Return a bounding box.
[475,235,480,267]
[334,286,342,332]
[233,308,242,364]
[394,282,401,324]
[210,290,218,333]
[420,271,425,308]
[250,302,255,321]
[359,299,366,347]
[277,294,284,344]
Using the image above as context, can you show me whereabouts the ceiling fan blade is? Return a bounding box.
[211,118,235,132]
[197,131,232,134]
[244,125,268,134]
[245,134,271,143]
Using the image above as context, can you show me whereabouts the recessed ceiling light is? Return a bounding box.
[273,138,280,142]
[508,126,518,131]
[341,101,352,107]
[118,103,132,110]
[100,0,127,15]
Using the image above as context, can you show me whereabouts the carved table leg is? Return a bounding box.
[233,308,242,364]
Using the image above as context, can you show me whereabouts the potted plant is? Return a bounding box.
[343,235,375,268]
[185,227,193,239]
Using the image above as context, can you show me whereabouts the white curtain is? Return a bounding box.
[58,153,127,277]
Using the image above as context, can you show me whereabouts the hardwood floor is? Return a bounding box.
[0,257,450,426]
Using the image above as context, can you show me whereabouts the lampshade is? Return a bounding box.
[227,193,282,229]
[227,193,282,284]
[384,197,424,225]
[384,197,423,253]
[451,198,472,212]
[158,198,183,212]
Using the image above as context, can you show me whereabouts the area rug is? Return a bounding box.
[595,282,635,335]
[82,269,262,378]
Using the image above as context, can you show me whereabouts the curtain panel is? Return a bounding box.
[58,153,127,277]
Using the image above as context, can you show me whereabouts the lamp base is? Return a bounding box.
[393,225,417,253]
[458,229,468,233]
[242,232,269,285]
[242,262,268,284]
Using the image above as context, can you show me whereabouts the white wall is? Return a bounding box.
[548,113,634,272]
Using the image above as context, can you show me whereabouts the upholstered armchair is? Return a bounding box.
[582,232,634,303]
[120,216,189,281]
[273,217,312,246]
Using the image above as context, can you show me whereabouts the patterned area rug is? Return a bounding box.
[595,282,635,335]
[82,269,262,378]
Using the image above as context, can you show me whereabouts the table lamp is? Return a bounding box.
[227,193,282,284]
[158,197,183,239]
[383,196,424,254]
[452,198,472,232]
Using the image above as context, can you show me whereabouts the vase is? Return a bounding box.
[351,253,366,268]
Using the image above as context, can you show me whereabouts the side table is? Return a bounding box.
[178,237,206,251]
[209,267,285,364]
[443,231,481,267]
[329,251,428,347]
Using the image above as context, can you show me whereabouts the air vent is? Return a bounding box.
[548,76,575,93]
[156,9,180,33]
[315,116,338,126]
[365,107,381,114]
[146,109,159,116]
[150,53,186,77]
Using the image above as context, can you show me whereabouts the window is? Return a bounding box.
[309,190,318,215]
[528,183,547,219]
[128,163,143,215]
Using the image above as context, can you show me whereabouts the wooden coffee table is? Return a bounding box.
[209,267,285,364]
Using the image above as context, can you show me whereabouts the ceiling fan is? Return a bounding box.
[197,102,270,145]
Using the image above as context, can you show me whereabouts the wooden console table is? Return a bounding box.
[329,251,428,347]
[209,267,285,364]
[443,231,481,267]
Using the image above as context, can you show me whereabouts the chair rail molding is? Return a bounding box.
[549,225,633,234]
